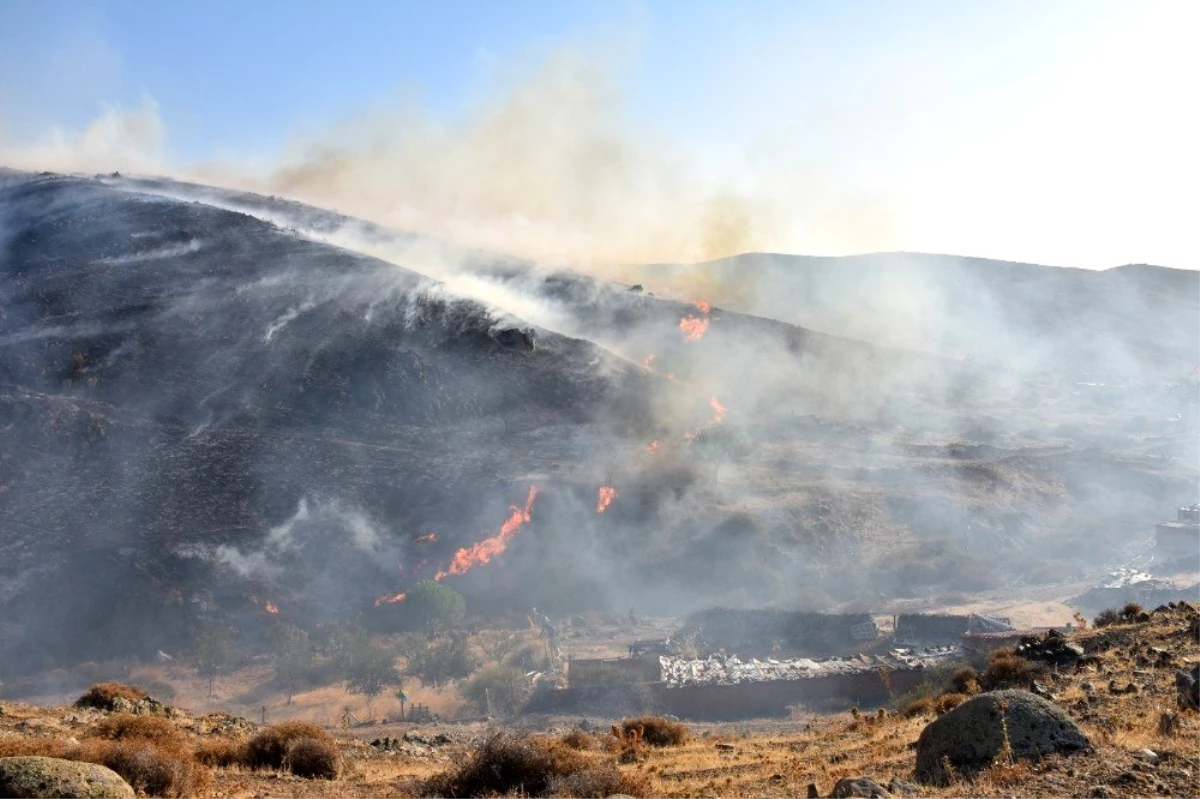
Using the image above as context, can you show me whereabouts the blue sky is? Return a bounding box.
[0,1,1195,268]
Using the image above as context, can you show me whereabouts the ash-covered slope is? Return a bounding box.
[0,173,661,670]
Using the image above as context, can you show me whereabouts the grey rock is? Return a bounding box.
[0,757,135,798]
[915,690,1090,784]
[1176,663,1199,710]
[887,777,921,796]
[830,777,891,797]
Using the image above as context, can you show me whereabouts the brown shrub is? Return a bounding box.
[949,667,980,695]
[0,737,74,758]
[97,739,208,791]
[902,697,936,718]
[285,737,340,779]
[981,649,1037,690]
[560,729,598,750]
[0,738,206,798]
[619,715,688,747]
[89,713,183,745]
[194,737,248,767]
[420,731,646,798]
[1094,608,1121,628]
[75,682,146,710]
[97,739,211,799]
[1122,602,1144,619]
[245,721,334,770]
[935,693,968,714]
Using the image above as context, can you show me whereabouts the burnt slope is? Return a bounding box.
[0,174,658,669]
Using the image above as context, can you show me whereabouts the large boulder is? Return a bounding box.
[1177,664,1199,710]
[915,690,1090,783]
[0,757,135,798]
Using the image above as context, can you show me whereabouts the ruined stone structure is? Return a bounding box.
[675,608,877,657]
[1156,504,1200,560]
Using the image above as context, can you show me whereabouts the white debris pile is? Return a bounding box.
[659,646,964,687]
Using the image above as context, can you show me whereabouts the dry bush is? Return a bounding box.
[420,731,646,798]
[285,737,340,779]
[0,735,207,798]
[75,682,146,710]
[89,713,182,744]
[1122,602,1144,618]
[949,666,980,695]
[936,692,969,714]
[245,720,334,770]
[0,737,75,758]
[560,729,598,750]
[981,649,1039,690]
[902,697,936,718]
[619,715,688,747]
[194,737,248,767]
[98,739,211,799]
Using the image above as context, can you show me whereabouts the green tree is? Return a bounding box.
[344,644,403,714]
[400,581,467,632]
[195,625,232,697]
[267,621,312,704]
[325,622,370,677]
[403,634,478,689]
[461,666,529,717]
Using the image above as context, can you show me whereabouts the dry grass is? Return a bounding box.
[194,737,248,767]
[560,728,598,750]
[89,712,183,744]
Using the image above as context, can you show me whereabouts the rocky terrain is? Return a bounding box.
[0,603,1196,797]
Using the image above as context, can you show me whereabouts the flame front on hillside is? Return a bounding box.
[597,485,617,514]
[265,601,279,614]
[434,485,538,581]
[373,591,407,607]
[710,396,728,424]
[679,315,709,342]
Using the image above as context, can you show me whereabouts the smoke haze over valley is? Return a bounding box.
[1,11,1198,779]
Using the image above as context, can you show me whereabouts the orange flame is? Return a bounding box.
[710,396,728,424]
[597,486,617,514]
[265,601,279,614]
[695,300,711,314]
[415,532,438,544]
[434,485,538,581]
[373,591,407,608]
[642,353,656,369]
[679,315,709,342]
[646,440,662,455]
[683,431,697,440]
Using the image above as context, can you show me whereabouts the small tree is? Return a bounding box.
[267,622,312,704]
[344,644,403,716]
[402,581,467,632]
[326,622,370,677]
[195,625,232,697]
[403,634,478,689]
